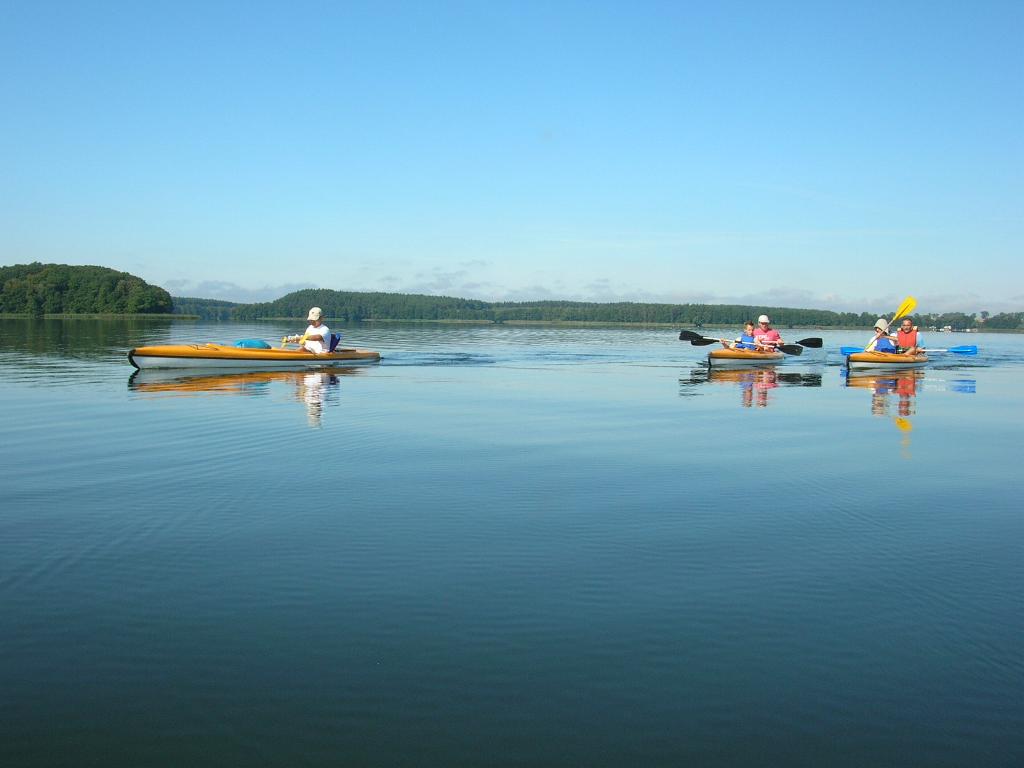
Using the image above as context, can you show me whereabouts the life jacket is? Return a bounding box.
[897,327,918,350]
[736,333,756,350]
[873,336,897,353]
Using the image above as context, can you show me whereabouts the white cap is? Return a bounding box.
[307,307,322,321]
[874,318,889,332]
[758,314,770,324]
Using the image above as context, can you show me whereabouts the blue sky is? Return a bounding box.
[2,0,1021,312]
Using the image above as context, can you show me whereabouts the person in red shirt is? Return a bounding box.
[753,314,784,351]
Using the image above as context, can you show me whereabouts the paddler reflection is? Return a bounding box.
[680,366,822,407]
[299,371,330,428]
[736,368,778,408]
[842,368,922,417]
[842,368,922,458]
[128,367,362,427]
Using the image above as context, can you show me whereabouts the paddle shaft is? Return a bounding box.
[919,346,977,354]
[679,330,821,353]
[680,332,803,356]
[840,345,976,355]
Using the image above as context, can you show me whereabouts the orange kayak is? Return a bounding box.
[845,352,928,370]
[128,343,381,370]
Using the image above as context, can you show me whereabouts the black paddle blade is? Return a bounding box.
[679,330,702,341]
[795,337,823,348]
[779,344,803,356]
[689,337,720,346]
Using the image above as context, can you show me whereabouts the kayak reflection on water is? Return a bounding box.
[843,368,924,418]
[842,368,925,458]
[128,367,365,428]
[680,367,822,408]
[840,368,977,459]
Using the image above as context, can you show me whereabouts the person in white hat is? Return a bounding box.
[752,314,784,351]
[866,318,898,353]
[284,307,331,354]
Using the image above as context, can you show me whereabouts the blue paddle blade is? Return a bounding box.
[950,345,978,355]
[840,346,862,355]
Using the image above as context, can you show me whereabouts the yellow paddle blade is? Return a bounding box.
[894,416,913,433]
[862,296,918,352]
[891,296,916,323]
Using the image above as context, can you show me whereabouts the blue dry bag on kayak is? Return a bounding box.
[234,339,272,349]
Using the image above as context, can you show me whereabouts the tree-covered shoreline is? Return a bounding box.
[2,263,1021,329]
[211,288,1020,331]
[0,263,172,316]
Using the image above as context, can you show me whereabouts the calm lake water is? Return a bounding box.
[1,319,1021,767]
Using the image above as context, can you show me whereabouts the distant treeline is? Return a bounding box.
[211,288,1017,329]
[226,289,840,325]
[0,263,172,315]
[231,288,861,324]
[982,312,1024,330]
[3,263,1020,329]
[171,296,240,320]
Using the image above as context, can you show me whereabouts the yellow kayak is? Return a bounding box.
[845,351,928,370]
[706,348,784,368]
[128,343,381,370]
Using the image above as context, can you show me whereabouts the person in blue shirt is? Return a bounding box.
[867,319,898,352]
[722,321,758,350]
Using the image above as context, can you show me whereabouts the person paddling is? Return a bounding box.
[753,314,783,351]
[867,319,898,353]
[721,321,758,350]
[896,316,925,355]
[284,307,331,354]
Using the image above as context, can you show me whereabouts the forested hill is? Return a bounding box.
[230,288,878,327]
[0,263,172,315]
[226,288,1015,329]
[4,264,1016,328]
[233,289,493,322]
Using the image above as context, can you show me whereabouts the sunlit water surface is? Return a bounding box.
[1,319,1021,766]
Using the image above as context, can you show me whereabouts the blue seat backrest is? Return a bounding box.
[329,333,343,352]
